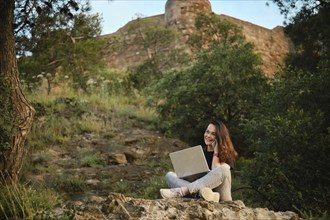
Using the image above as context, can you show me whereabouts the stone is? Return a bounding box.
[49,193,300,220]
[109,153,128,165]
[90,196,106,204]
[86,179,100,186]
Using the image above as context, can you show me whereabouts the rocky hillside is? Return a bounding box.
[25,97,300,219]
[102,0,293,77]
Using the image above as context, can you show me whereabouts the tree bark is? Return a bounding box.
[0,0,35,183]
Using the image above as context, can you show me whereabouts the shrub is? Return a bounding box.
[241,63,330,215]
[148,42,267,149]
[85,68,133,96]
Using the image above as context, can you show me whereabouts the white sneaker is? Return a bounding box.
[160,188,184,199]
[199,187,220,202]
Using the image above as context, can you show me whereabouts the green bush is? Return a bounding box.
[147,14,268,152]
[241,62,330,215]
[85,68,134,96]
[148,43,267,149]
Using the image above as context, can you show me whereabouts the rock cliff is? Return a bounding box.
[47,193,300,219]
[102,0,293,77]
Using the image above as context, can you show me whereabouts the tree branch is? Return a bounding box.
[14,0,38,34]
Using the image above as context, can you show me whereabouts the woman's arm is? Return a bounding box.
[211,144,223,169]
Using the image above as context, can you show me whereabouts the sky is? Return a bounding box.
[89,0,286,35]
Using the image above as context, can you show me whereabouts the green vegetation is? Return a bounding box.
[0,175,59,220]
[25,88,156,151]
[141,159,172,199]
[148,13,268,154]
[117,15,191,90]
[104,158,171,199]
[146,11,329,217]
[46,174,87,193]
[80,152,105,168]
[1,0,329,218]
[18,3,107,93]
[241,62,330,215]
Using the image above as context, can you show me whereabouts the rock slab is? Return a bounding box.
[55,193,300,220]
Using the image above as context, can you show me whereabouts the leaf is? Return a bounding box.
[67,12,74,19]
[44,1,52,9]
[69,1,78,8]
[36,6,42,15]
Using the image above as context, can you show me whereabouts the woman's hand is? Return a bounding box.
[212,140,218,153]
[211,140,222,169]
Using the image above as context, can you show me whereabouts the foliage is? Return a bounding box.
[1,0,85,184]
[272,0,330,72]
[230,157,273,208]
[271,0,328,21]
[188,12,245,51]
[0,176,59,220]
[27,97,90,149]
[126,16,191,90]
[231,1,330,215]
[113,104,157,130]
[241,61,330,215]
[141,159,172,199]
[130,49,191,90]
[85,68,133,96]
[126,16,177,57]
[25,87,157,151]
[141,176,167,199]
[13,0,84,36]
[109,180,136,197]
[80,152,105,168]
[107,158,171,199]
[286,5,330,71]
[46,174,86,193]
[148,14,268,152]
[17,5,107,93]
[295,209,329,220]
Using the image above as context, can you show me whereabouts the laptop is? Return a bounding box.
[169,145,210,182]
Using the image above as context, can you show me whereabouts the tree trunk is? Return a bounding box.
[0,0,35,183]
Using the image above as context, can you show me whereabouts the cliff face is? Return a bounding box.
[102,0,293,77]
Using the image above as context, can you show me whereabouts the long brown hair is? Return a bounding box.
[211,120,238,168]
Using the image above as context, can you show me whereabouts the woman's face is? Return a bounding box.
[204,123,216,146]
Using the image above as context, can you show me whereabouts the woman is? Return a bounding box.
[160,120,238,202]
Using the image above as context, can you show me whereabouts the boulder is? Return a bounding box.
[48,193,300,220]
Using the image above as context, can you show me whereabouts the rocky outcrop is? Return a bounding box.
[46,193,300,220]
[102,0,293,77]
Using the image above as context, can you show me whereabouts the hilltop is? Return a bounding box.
[101,0,293,77]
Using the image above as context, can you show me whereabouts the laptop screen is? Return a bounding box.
[169,145,210,181]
